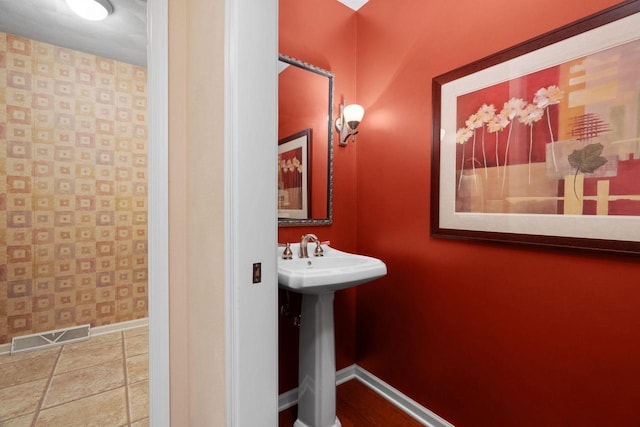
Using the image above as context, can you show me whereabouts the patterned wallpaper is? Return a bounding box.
[0,33,148,344]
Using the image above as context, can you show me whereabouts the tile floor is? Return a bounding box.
[0,326,148,426]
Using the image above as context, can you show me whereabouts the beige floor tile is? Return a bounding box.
[0,412,35,427]
[128,380,149,422]
[123,326,148,339]
[124,334,148,358]
[131,418,150,427]
[35,387,128,427]
[0,353,58,389]
[55,339,123,374]
[0,379,48,422]
[126,353,149,384]
[0,347,60,366]
[43,359,125,409]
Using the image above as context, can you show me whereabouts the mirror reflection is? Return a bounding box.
[278,54,333,226]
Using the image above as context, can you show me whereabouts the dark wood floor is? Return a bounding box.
[279,379,423,426]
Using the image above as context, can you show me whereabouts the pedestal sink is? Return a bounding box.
[278,243,387,427]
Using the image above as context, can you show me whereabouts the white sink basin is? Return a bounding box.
[277,243,387,294]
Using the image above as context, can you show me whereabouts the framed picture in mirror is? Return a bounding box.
[278,129,311,219]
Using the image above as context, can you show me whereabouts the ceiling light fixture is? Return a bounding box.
[65,0,113,21]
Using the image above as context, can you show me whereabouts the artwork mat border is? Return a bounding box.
[432,1,640,254]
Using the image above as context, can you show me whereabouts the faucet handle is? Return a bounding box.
[314,241,324,257]
[282,243,293,260]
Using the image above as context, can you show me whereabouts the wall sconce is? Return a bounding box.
[335,101,364,146]
[66,0,113,21]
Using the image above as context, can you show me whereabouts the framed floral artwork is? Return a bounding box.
[431,1,640,254]
[278,129,311,219]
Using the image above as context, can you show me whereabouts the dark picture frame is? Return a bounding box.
[431,1,640,255]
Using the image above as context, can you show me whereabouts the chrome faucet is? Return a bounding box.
[299,233,323,258]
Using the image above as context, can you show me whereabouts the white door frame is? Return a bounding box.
[147,0,170,424]
[224,0,279,424]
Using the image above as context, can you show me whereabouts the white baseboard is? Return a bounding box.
[91,317,149,336]
[336,364,357,385]
[0,318,149,356]
[278,387,299,412]
[278,364,454,427]
[355,365,454,427]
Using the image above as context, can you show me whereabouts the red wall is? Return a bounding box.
[355,1,640,426]
[278,0,359,393]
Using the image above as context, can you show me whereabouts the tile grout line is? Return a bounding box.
[30,346,63,427]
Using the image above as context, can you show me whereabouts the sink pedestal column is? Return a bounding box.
[294,292,341,427]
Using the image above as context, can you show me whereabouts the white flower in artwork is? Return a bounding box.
[477,103,496,123]
[487,112,509,133]
[533,85,563,109]
[456,126,473,191]
[464,113,483,184]
[501,97,527,120]
[476,104,497,177]
[518,103,544,183]
[456,127,473,144]
[498,98,528,194]
[534,85,564,172]
[465,113,483,130]
[518,103,544,126]
[487,112,509,176]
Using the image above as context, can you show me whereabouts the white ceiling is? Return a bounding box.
[0,0,147,66]
[337,0,369,11]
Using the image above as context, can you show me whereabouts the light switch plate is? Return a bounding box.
[252,263,261,284]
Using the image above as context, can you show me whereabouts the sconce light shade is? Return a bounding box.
[343,104,364,130]
[336,102,365,146]
[66,0,113,21]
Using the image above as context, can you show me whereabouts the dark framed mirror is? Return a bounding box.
[278,54,334,226]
